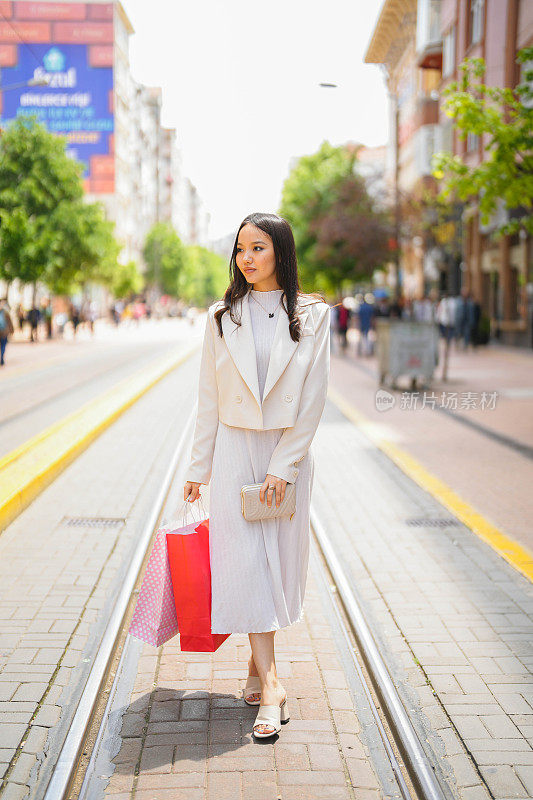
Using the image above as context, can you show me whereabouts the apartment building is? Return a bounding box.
[365,0,532,346]
[0,0,210,299]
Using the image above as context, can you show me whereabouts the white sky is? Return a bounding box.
[122,0,389,241]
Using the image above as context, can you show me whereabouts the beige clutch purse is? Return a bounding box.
[241,482,296,522]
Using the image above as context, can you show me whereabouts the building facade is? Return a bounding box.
[438,0,532,346]
[365,0,533,346]
[0,0,210,304]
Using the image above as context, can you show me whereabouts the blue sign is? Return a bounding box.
[0,43,114,184]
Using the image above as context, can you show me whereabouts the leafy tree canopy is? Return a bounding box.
[0,115,121,296]
[432,47,533,237]
[143,222,186,296]
[279,140,391,292]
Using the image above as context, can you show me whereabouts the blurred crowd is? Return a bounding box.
[331,288,484,357]
[0,293,200,367]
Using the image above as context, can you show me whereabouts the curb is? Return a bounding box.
[0,344,200,533]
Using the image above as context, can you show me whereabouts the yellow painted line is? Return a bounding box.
[328,385,533,584]
[0,344,200,533]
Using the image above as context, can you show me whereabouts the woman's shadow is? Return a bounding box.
[111,685,277,778]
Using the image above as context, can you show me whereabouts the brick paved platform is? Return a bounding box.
[83,540,394,800]
[311,393,533,800]
[1,321,532,800]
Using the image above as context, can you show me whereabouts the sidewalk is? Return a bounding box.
[310,391,533,800]
[330,333,533,550]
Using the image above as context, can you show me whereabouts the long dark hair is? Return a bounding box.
[213,212,325,342]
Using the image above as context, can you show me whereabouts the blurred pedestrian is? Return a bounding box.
[389,296,402,318]
[69,302,81,337]
[40,297,53,339]
[413,295,436,323]
[16,303,25,333]
[357,294,375,357]
[464,291,481,349]
[402,298,414,320]
[87,301,98,335]
[374,298,390,318]
[436,291,455,380]
[27,304,41,343]
[436,292,455,341]
[454,290,466,346]
[0,298,15,366]
[336,301,350,352]
[55,312,68,338]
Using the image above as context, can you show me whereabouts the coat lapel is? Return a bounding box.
[220,290,312,408]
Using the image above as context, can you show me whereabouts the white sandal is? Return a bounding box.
[243,675,261,706]
[253,693,290,738]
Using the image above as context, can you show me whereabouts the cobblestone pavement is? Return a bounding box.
[95,547,392,800]
[84,339,532,800]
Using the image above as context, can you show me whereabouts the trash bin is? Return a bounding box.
[376,319,439,389]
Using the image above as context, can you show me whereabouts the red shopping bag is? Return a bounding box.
[166,502,230,652]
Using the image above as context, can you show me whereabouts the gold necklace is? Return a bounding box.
[250,291,283,318]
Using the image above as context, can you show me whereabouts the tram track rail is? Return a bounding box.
[310,510,449,800]
[35,432,452,800]
[40,409,198,800]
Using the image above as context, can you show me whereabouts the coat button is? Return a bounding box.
[284,394,293,402]
[235,395,242,403]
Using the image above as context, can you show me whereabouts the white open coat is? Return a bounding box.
[185,290,331,485]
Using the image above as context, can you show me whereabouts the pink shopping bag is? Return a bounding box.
[128,516,201,647]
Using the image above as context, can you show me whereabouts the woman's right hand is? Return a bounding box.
[184,480,202,502]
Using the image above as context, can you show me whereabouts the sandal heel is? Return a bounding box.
[280,697,290,723]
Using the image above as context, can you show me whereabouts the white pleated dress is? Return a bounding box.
[209,288,315,634]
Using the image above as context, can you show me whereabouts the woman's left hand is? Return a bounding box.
[260,474,287,508]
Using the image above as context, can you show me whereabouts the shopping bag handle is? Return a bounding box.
[177,495,207,526]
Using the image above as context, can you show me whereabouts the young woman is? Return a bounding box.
[183,212,331,738]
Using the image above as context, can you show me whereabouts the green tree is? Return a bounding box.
[143,222,186,295]
[432,47,533,237]
[44,199,121,295]
[0,115,84,299]
[279,141,390,291]
[279,141,355,287]
[308,172,391,288]
[180,245,227,306]
[0,115,121,299]
[111,260,144,299]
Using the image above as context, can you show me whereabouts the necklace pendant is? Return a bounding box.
[269,312,274,318]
